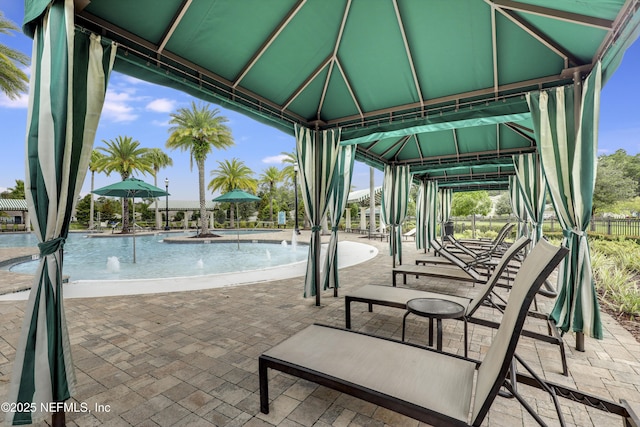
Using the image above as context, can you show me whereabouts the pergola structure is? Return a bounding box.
[8,1,640,424]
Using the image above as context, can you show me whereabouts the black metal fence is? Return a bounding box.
[450,216,640,238]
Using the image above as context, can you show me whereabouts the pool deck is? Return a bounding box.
[0,230,639,426]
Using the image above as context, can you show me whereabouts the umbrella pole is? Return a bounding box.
[133,199,136,263]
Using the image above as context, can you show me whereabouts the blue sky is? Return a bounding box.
[1,2,639,199]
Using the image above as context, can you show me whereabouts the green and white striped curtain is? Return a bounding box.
[509,176,530,240]
[322,144,355,293]
[295,125,340,300]
[513,153,546,243]
[415,180,427,250]
[416,180,437,252]
[527,62,603,339]
[438,188,453,238]
[7,1,116,424]
[381,165,412,266]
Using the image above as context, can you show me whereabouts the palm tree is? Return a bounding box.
[97,136,153,233]
[259,166,284,222]
[208,158,257,227]
[4,179,25,199]
[280,150,305,228]
[146,148,174,229]
[0,12,29,99]
[166,101,234,236]
[280,151,298,184]
[88,150,105,230]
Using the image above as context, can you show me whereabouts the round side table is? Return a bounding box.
[402,298,467,357]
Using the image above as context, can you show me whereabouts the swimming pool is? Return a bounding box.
[0,229,282,248]
[5,232,307,281]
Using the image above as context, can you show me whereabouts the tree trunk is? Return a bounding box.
[230,202,235,228]
[198,158,209,235]
[89,171,95,230]
[269,183,274,222]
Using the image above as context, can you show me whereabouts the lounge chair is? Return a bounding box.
[392,239,518,287]
[443,223,515,260]
[346,237,569,376]
[414,239,519,275]
[403,227,416,240]
[259,239,569,425]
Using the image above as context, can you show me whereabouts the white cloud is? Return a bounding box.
[101,89,138,122]
[152,119,170,127]
[0,91,28,109]
[146,98,176,113]
[262,154,288,164]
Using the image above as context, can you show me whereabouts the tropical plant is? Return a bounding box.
[280,151,298,183]
[0,12,29,99]
[88,150,105,230]
[208,158,257,227]
[259,166,284,222]
[2,179,25,199]
[96,136,153,233]
[280,150,306,227]
[166,101,234,236]
[145,148,174,229]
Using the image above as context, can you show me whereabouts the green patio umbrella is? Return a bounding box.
[212,189,260,249]
[93,177,169,263]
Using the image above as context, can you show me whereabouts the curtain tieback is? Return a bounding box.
[563,228,586,238]
[311,225,322,232]
[39,237,66,256]
[331,226,339,232]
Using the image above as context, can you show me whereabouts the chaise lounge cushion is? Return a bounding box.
[262,324,476,423]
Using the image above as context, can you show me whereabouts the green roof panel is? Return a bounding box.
[400,0,494,99]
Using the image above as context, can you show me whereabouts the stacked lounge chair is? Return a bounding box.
[259,239,570,425]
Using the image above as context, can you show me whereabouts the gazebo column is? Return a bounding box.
[184,211,191,230]
[345,209,351,232]
[360,207,367,232]
[210,212,215,229]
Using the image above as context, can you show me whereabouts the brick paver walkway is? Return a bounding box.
[0,231,638,426]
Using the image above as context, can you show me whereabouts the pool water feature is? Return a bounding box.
[7,232,307,281]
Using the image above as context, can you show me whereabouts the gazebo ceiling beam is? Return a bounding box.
[283,55,332,111]
[335,58,364,119]
[452,128,460,158]
[327,73,567,128]
[490,4,499,94]
[491,0,614,30]
[233,0,307,88]
[157,0,192,53]
[393,134,412,162]
[380,135,410,159]
[395,145,536,167]
[504,122,536,145]
[414,135,424,164]
[317,0,352,119]
[496,7,582,68]
[392,0,424,106]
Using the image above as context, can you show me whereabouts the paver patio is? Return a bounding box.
[0,231,638,426]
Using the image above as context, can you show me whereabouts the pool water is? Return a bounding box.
[6,232,306,281]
